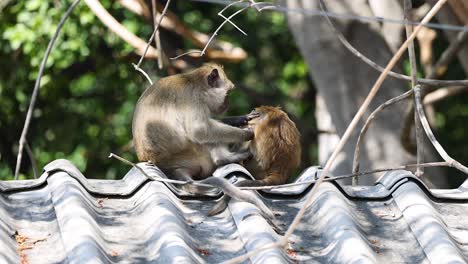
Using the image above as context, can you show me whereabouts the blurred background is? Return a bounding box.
[0,0,466,187]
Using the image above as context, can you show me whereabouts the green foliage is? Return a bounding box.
[0,0,314,180]
[1,1,465,182]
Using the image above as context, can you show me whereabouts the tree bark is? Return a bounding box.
[282,0,447,187]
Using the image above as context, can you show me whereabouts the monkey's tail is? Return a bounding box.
[200,177,275,220]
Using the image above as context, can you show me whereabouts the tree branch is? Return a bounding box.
[14,0,81,180]
[85,0,159,59]
[404,0,424,177]
[423,85,468,105]
[414,85,468,175]
[352,90,414,176]
[317,0,468,87]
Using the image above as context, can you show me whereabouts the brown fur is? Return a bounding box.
[132,64,253,181]
[243,106,301,186]
[208,106,301,216]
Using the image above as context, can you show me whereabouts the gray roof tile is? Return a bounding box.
[1,159,467,263]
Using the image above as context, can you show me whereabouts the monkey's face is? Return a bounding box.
[204,67,235,115]
[247,106,282,128]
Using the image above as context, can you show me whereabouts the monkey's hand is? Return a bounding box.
[246,110,260,121]
[243,127,254,140]
[220,116,249,127]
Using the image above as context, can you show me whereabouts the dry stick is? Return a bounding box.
[171,2,250,59]
[404,0,424,177]
[240,161,450,191]
[424,85,468,105]
[427,30,468,78]
[282,0,450,244]
[135,0,171,68]
[14,0,81,180]
[317,0,468,87]
[352,90,414,176]
[223,1,450,263]
[133,0,171,83]
[414,85,468,174]
[24,141,38,179]
[400,29,468,152]
[108,153,212,187]
[132,65,153,85]
[218,0,248,36]
[170,0,275,60]
[152,0,163,69]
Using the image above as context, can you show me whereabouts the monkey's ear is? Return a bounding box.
[207,69,219,88]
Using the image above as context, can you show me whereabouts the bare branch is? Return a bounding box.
[218,0,248,35]
[171,2,249,59]
[404,0,424,177]
[241,162,450,191]
[224,2,451,262]
[352,90,414,176]
[135,0,171,68]
[132,63,153,85]
[400,27,468,155]
[14,0,81,180]
[121,0,247,62]
[152,0,164,69]
[85,0,159,59]
[424,86,468,105]
[427,30,468,78]
[280,0,449,249]
[24,140,38,179]
[317,0,468,87]
[414,85,468,175]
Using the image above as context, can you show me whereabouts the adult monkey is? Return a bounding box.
[132,64,254,183]
[132,64,277,219]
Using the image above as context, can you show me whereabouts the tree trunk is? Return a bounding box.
[282,0,448,187]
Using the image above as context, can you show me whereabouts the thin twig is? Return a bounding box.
[170,50,205,60]
[108,153,212,187]
[201,2,255,55]
[280,0,449,248]
[194,0,468,32]
[427,30,468,78]
[218,0,248,36]
[152,0,163,69]
[404,0,424,177]
[171,0,261,59]
[85,0,159,59]
[132,63,154,85]
[122,0,247,62]
[224,2,450,262]
[414,85,468,174]
[352,90,414,176]
[400,28,468,154]
[14,0,81,180]
[135,0,171,69]
[240,162,450,191]
[423,86,468,105]
[24,140,38,179]
[317,0,468,87]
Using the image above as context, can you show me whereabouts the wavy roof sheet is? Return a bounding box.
[1,159,467,263]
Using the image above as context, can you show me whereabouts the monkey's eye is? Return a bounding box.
[207,69,219,88]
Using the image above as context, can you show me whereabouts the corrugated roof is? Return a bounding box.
[1,159,467,263]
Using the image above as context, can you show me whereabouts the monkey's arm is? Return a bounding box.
[192,119,253,144]
[219,115,249,127]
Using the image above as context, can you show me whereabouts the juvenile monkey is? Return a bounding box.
[132,64,253,183]
[209,106,301,215]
